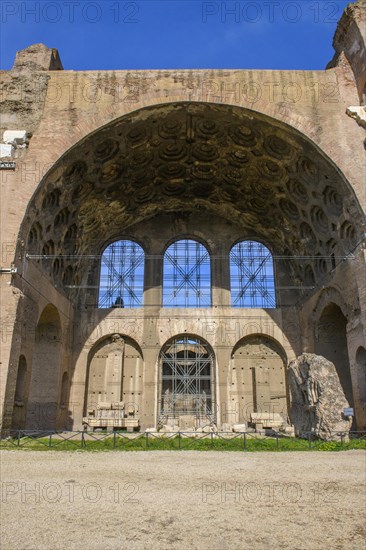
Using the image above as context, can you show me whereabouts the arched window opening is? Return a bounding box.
[159,336,214,427]
[230,240,276,308]
[98,240,144,308]
[163,239,211,307]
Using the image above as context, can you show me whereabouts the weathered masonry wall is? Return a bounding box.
[1,1,365,431]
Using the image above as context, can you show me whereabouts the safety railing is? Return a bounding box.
[1,430,365,451]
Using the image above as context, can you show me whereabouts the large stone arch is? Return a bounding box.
[14,102,364,313]
[312,287,351,323]
[2,99,365,432]
[24,77,365,208]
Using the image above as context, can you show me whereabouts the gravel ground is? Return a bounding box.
[0,450,365,550]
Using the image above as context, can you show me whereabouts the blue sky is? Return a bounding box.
[1,1,349,70]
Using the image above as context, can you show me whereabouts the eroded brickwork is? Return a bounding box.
[1,2,365,432]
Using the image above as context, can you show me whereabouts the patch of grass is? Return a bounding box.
[1,433,365,452]
[310,439,366,451]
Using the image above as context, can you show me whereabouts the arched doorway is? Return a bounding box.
[159,336,215,428]
[315,303,353,406]
[230,335,289,425]
[26,304,62,430]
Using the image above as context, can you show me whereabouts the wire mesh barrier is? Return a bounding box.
[98,240,144,308]
[230,241,276,308]
[160,336,214,424]
[163,239,211,307]
[1,431,365,451]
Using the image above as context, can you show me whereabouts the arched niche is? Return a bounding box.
[315,303,353,406]
[84,334,143,415]
[26,304,63,430]
[159,335,215,428]
[11,355,28,429]
[230,335,289,424]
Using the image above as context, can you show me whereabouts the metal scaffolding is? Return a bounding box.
[160,336,214,424]
[230,240,276,308]
[163,239,211,307]
[98,240,144,308]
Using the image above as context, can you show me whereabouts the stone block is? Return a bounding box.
[220,423,232,432]
[126,404,138,414]
[111,401,124,410]
[13,43,63,71]
[161,425,177,433]
[346,106,366,129]
[202,425,213,433]
[0,144,14,158]
[232,423,246,432]
[97,402,111,410]
[288,353,351,440]
[181,429,195,437]
[3,130,29,145]
[250,413,284,428]
[179,415,195,430]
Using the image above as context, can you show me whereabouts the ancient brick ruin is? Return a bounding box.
[0,1,365,433]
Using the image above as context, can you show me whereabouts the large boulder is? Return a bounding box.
[288,354,351,440]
